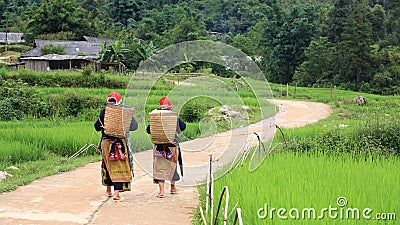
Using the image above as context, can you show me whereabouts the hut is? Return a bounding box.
[21,39,103,57]
[19,54,98,72]
[0,32,25,44]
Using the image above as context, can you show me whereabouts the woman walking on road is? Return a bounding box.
[147,97,186,198]
[94,92,138,202]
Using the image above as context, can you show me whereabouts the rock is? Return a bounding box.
[219,105,231,115]
[7,166,19,171]
[208,107,216,114]
[0,171,13,182]
[228,111,241,117]
[354,95,366,105]
[241,105,252,111]
[342,99,353,104]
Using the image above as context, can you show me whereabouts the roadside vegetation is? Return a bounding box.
[0,69,273,192]
[193,86,400,224]
[0,68,399,225]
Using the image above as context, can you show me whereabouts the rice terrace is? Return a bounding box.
[1,0,400,224]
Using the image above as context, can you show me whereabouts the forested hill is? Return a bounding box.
[1,0,399,95]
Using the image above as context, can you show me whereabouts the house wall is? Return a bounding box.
[8,63,24,71]
[20,59,94,71]
[49,59,91,70]
[22,60,49,72]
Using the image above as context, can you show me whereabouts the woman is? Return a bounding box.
[94,92,138,202]
[146,96,186,198]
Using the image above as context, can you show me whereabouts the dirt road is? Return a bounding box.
[0,100,332,225]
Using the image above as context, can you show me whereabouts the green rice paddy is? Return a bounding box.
[199,151,399,224]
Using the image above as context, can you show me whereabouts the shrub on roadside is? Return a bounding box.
[0,82,103,121]
[282,117,400,157]
[180,97,218,122]
[1,69,128,88]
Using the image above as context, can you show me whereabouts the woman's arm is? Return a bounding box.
[94,109,105,131]
[178,118,186,132]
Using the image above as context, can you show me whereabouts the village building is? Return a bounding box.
[0,32,25,44]
[2,34,126,73]
[19,36,124,72]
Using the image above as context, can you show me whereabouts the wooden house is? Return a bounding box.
[20,54,98,72]
[19,36,114,71]
[0,32,25,44]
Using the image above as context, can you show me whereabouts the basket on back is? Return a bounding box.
[149,110,178,144]
[104,103,134,138]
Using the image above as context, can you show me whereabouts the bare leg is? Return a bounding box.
[106,186,112,196]
[157,182,165,198]
[113,190,121,200]
[170,181,177,194]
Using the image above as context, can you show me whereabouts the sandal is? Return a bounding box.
[170,188,178,194]
[105,193,113,197]
[157,193,164,198]
[113,197,125,202]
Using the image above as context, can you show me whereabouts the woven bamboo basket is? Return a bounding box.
[104,103,134,138]
[149,110,178,144]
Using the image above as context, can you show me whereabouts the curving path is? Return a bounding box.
[0,100,332,225]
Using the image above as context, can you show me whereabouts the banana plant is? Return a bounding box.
[99,40,130,63]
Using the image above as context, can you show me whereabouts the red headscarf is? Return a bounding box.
[160,96,173,110]
[107,92,122,104]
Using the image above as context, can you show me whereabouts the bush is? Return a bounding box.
[47,91,103,118]
[0,98,24,121]
[284,118,400,157]
[81,64,94,77]
[0,44,32,53]
[1,70,128,88]
[0,85,47,121]
[0,82,103,121]
[40,44,66,55]
[180,97,218,123]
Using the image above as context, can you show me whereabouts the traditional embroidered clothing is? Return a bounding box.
[94,93,138,192]
[146,104,186,183]
[101,138,132,191]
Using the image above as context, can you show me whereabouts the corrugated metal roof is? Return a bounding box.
[20,54,99,61]
[0,32,24,43]
[22,39,103,57]
[83,36,114,45]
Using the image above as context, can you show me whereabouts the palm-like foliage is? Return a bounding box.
[99,40,130,63]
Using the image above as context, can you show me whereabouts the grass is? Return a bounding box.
[0,120,98,163]
[195,151,399,224]
[193,85,400,224]
[1,71,399,225]
[0,71,274,194]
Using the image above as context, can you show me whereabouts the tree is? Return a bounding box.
[370,4,387,42]
[107,0,145,28]
[385,0,400,44]
[100,40,129,63]
[123,38,157,70]
[335,0,374,88]
[165,16,208,45]
[370,45,400,94]
[327,0,356,44]
[293,36,336,86]
[259,1,321,84]
[40,44,66,55]
[198,0,269,35]
[27,0,92,39]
